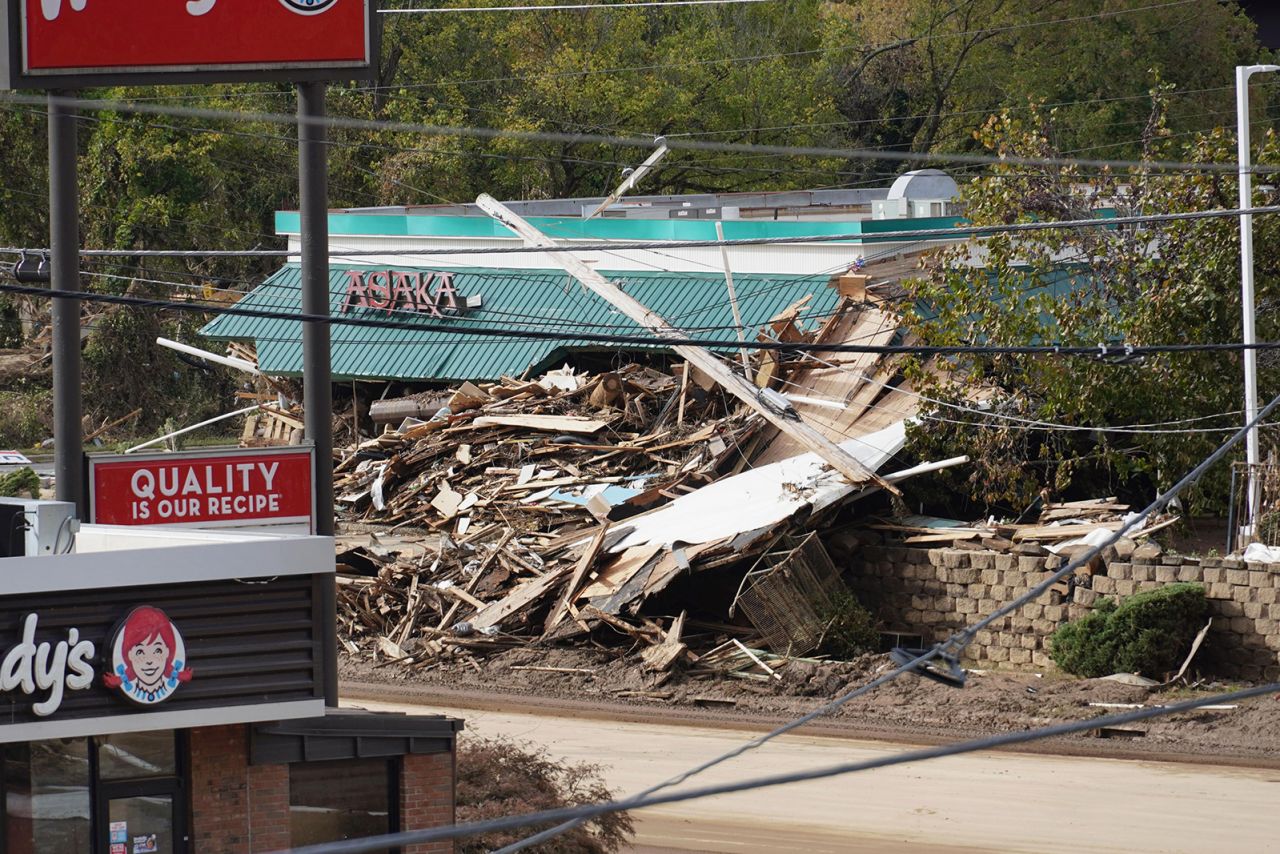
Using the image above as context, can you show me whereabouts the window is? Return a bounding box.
[4,739,92,854]
[3,732,184,854]
[290,759,397,853]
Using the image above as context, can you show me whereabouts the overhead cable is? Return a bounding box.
[16,281,1280,357]
[2,90,1276,176]
[5,204,1277,260]
[279,386,1280,853]
[382,0,779,11]
[283,683,1280,854]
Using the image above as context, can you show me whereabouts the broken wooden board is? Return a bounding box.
[468,566,570,630]
[472,414,610,434]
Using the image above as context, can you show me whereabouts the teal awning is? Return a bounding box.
[199,265,838,382]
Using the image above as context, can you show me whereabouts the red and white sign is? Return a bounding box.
[20,0,371,77]
[88,447,314,531]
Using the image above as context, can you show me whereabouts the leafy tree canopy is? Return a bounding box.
[902,94,1280,514]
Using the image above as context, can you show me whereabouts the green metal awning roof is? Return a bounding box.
[199,265,838,382]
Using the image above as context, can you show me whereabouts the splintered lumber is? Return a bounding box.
[641,611,688,672]
[1011,520,1126,542]
[545,524,610,635]
[731,638,781,681]
[84,407,143,442]
[474,194,899,494]
[468,566,570,630]
[472,414,610,434]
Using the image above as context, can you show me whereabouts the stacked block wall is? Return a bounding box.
[848,546,1280,680]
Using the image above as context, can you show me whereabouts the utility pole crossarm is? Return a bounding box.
[475,194,900,493]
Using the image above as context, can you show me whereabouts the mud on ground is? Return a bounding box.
[340,646,1280,766]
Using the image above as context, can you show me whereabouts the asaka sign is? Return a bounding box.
[340,269,483,318]
[88,446,314,530]
[0,0,376,88]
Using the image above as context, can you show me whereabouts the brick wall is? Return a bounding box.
[188,724,290,853]
[847,545,1280,681]
[400,750,457,854]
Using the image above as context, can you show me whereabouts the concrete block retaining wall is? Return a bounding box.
[846,545,1280,681]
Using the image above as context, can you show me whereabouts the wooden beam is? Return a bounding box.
[474,194,898,493]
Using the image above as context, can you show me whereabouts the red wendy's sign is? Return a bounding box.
[0,0,375,88]
[88,447,314,530]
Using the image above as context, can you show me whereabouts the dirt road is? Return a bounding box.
[346,695,1280,853]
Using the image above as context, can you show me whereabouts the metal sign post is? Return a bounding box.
[49,93,82,512]
[298,81,338,706]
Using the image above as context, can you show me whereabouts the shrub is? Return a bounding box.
[0,467,39,498]
[1049,583,1207,679]
[818,587,880,660]
[0,389,51,449]
[455,736,632,854]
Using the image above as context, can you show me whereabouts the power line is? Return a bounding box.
[281,386,1280,853]
[368,0,1197,91]
[382,0,780,11]
[6,203,1276,260]
[14,280,1280,358]
[2,91,1273,177]
[283,682,1278,854]
[787,349,1254,436]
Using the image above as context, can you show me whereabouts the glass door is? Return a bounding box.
[103,791,177,854]
[93,732,187,854]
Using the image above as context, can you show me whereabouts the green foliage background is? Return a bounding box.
[0,1,1274,448]
[902,92,1280,514]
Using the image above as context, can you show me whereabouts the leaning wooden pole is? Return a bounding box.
[475,194,899,493]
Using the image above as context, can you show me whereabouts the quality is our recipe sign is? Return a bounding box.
[88,446,314,531]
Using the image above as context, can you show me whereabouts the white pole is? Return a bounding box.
[124,405,262,454]
[1237,64,1280,541]
[156,336,260,375]
[715,222,751,377]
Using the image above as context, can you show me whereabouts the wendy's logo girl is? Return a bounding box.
[103,606,193,705]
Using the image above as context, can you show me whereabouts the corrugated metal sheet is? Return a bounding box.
[199,265,838,382]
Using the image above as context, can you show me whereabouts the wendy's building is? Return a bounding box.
[0,523,459,854]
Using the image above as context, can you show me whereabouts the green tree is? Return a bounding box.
[902,97,1280,513]
[819,0,1270,172]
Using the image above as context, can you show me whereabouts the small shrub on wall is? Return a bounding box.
[1049,583,1207,679]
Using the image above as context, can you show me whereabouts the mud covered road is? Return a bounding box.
[344,685,1280,853]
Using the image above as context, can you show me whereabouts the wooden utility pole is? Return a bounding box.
[715,221,751,378]
[475,194,898,492]
[584,138,669,220]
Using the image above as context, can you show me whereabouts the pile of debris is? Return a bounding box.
[332,362,775,671]
[866,497,1178,554]
[324,293,961,675]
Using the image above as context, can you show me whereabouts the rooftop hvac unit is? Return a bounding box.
[0,498,77,558]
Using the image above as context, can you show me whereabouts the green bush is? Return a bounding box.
[0,467,39,498]
[0,390,51,449]
[818,587,880,660]
[1049,583,1207,679]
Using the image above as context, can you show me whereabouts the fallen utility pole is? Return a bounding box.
[584,137,669,220]
[475,194,898,492]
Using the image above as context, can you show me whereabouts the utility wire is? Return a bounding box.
[17,281,1280,357]
[3,91,1275,176]
[787,349,1254,435]
[369,0,1196,90]
[382,0,780,11]
[282,387,1280,854]
[6,204,1276,259]
[284,681,1279,854]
